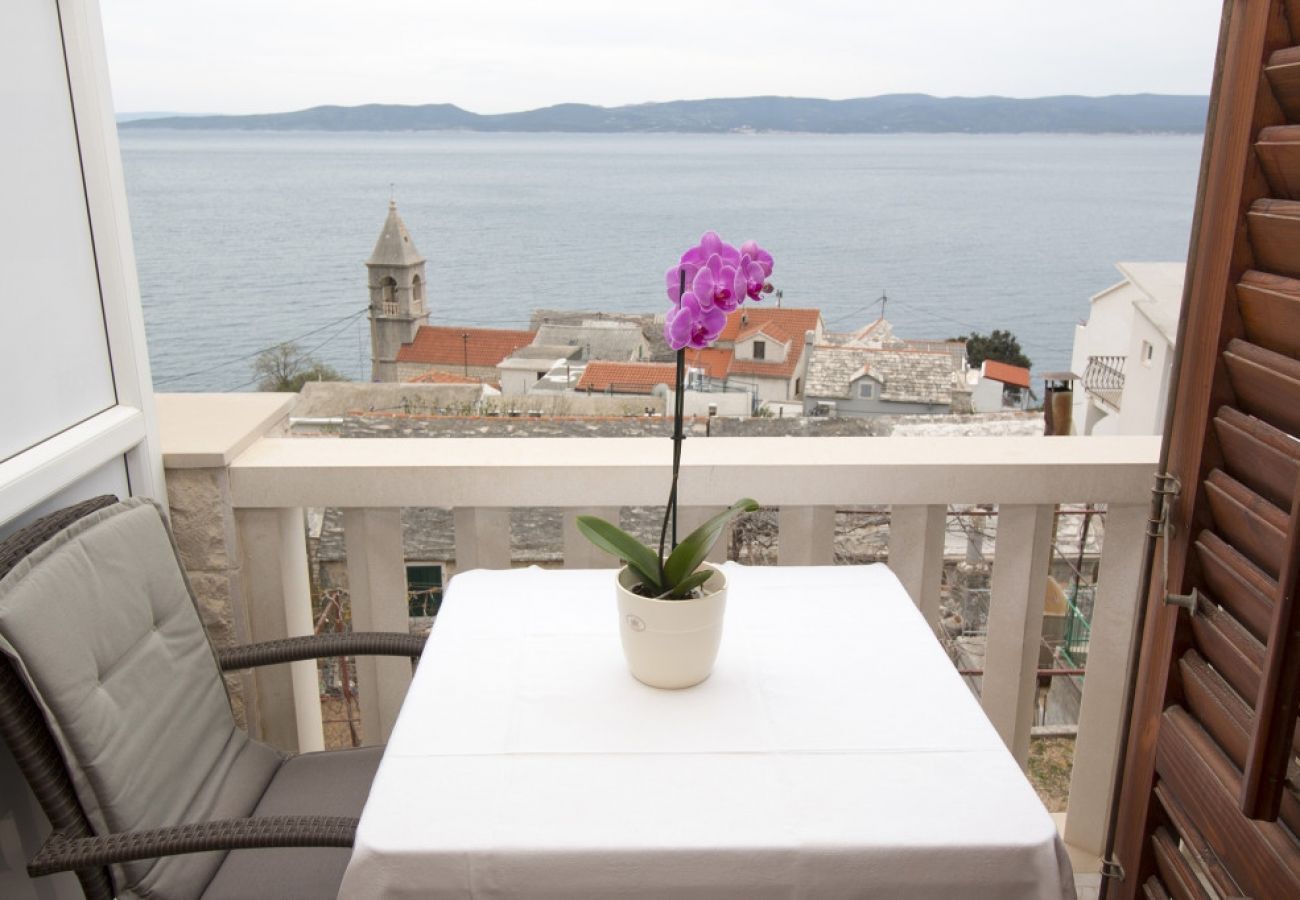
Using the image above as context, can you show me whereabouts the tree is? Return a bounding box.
[252,342,345,392]
[951,330,1032,370]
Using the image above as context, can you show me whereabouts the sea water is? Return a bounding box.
[118,130,1202,391]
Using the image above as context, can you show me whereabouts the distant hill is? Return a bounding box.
[120,94,1208,134]
[116,111,206,123]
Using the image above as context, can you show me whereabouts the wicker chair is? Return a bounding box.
[0,496,427,899]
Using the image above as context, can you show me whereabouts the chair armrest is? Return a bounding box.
[28,815,357,876]
[217,632,427,670]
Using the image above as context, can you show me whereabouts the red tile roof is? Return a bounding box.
[686,348,733,380]
[982,360,1031,389]
[396,326,536,368]
[718,307,821,344]
[576,361,677,395]
[404,368,486,385]
[689,307,819,381]
[728,346,803,380]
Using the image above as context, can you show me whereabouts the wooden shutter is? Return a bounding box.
[1107,1,1300,897]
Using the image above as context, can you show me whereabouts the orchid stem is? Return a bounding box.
[657,269,689,583]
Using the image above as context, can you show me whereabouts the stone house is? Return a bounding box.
[803,344,968,417]
[497,321,650,395]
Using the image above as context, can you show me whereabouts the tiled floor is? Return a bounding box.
[1053,813,1102,899]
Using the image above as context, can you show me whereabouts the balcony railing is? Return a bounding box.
[158,393,1159,868]
[1083,355,1126,410]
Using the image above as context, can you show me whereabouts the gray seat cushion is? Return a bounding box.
[0,499,284,899]
[200,745,384,899]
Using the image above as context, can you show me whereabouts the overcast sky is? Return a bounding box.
[102,1,1225,115]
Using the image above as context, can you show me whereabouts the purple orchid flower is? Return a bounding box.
[691,254,745,312]
[739,255,767,302]
[740,240,773,278]
[681,231,741,269]
[665,292,726,350]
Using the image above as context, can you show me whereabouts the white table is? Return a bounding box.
[340,564,1074,899]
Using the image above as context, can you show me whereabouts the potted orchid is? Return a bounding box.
[575,231,773,687]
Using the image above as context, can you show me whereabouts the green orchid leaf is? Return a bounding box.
[575,515,664,592]
[625,559,663,594]
[665,568,715,599]
[663,498,759,589]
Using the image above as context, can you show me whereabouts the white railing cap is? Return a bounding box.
[226,434,1160,509]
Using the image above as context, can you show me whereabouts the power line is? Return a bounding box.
[900,301,982,333]
[224,309,365,393]
[155,307,368,386]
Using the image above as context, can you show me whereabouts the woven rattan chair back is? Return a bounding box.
[0,495,119,899]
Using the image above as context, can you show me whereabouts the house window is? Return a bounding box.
[858,382,874,399]
[1141,340,1154,366]
[407,564,443,617]
[752,340,766,360]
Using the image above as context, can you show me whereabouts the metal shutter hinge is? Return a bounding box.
[1149,473,1196,616]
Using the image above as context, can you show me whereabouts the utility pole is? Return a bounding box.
[462,332,469,376]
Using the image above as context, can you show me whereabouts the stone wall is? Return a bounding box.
[164,467,253,730]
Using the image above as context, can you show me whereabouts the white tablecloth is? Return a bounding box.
[340,564,1074,899]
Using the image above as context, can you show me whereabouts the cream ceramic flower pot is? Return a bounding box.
[616,563,727,689]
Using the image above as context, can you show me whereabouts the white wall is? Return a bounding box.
[735,334,787,363]
[0,2,163,896]
[1117,312,1174,436]
[499,367,539,396]
[969,376,1005,414]
[1070,281,1140,435]
[679,391,751,417]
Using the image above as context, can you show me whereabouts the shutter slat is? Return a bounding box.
[1190,595,1264,708]
[1154,781,1246,898]
[1212,405,1299,512]
[1151,826,1212,900]
[1256,125,1300,198]
[1240,485,1300,819]
[1142,876,1172,900]
[1180,649,1252,766]
[1195,532,1277,642]
[1205,470,1288,577]
[1222,338,1300,435]
[1236,270,1300,358]
[1155,707,1300,899]
[1266,47,1300,121]
[1246,199,1300,280]
[1177,653,1300,834]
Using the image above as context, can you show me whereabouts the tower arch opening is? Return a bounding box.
[380,276,398,315]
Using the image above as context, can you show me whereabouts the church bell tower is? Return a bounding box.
[367,200,429,381]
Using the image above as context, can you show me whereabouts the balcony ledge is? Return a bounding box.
[157,393,296,468]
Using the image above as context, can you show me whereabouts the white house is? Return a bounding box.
[1070,262,1184,436]
[968,360,1032,413]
